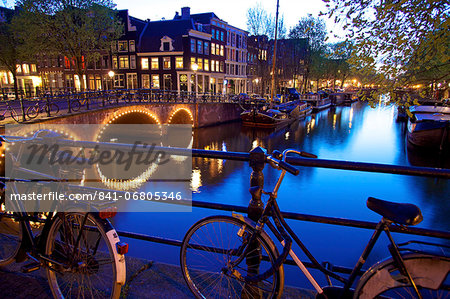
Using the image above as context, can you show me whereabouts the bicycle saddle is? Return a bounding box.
[367,197,423,226]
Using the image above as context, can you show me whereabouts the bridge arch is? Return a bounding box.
[167,107,194,125]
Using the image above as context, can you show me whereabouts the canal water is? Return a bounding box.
[114,101,449,288]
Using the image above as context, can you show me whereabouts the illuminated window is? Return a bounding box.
[112,56,118,69]
[22,64,30,74]
[30,64,37,73]
[197,59,203,70]
[151,57,159,70]
[129,40,135,52]
[142,74,150,88]
[176,57,183,69]
[141,58,149,70]
[163,57,171,69]
[118,41,128,52]
[191,57,196,67]
[220,45,224,56]
[114,74,124,87]
[16,64,22,73]
[152,74,160,88]
[215,44,220,56]
[220,61,224,72]
[211,60,215,72]
[215,61,219,72]
[119,56,129,69]
[211,43,216,55]
[204,59,209,71]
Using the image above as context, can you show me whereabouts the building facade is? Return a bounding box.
[0,7,250,96]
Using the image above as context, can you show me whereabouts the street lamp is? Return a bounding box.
[108,71,115,90]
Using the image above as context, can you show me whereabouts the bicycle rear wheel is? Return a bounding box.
[26,105,39,119]
[45,212,124,299]
[0,212,22,266]
[180,215,284,299]
[355,253,450,298]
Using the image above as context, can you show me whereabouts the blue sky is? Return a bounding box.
[3,0,342,39]
[113,0,334,34]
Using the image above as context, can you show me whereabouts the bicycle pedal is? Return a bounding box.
[21,262,40,273]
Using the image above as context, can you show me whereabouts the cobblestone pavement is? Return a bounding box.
[0,257,316,298]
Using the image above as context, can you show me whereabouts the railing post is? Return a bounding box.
[245,146,267,298]
[85,92,90,110]
[46,94,51,117]
[248,146,266,221]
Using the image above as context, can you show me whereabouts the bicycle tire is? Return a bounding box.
[48,103,59,116]
[26,105,39,119]
[354,253,450,298]
[0,212,22,266]
[70,100,81,112]
[45,212,125,299]
[180,215,284,299]
[10,109,21,122]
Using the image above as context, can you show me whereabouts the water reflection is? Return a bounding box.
[116,102,449,288]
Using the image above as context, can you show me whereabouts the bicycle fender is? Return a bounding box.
[231,212,277,249]
[95,215,127,286]
[355,253,450,299]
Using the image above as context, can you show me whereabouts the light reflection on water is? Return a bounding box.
[114,101,449,288]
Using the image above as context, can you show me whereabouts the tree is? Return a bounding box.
[13,0,123,91]
[289,15,328,92]
[289,15,327,52]
[325,0,450,102]
[0,8,26,120]
[246,3,287,39]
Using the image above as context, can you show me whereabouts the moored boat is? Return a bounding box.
[241,101,311,128]
[302,92,331,112]
[407,105,450,150]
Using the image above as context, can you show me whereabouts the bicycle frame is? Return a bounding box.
[241,154,425,298]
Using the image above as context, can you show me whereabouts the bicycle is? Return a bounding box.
[0,100,23,122]
[180,149,450,298]
[0,130,127,298]
[26,99,60,119]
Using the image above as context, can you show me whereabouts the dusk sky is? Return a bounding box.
[3,0,342,39]
[113,0,338,36]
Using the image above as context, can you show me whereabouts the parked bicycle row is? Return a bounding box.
[0,89,253,122]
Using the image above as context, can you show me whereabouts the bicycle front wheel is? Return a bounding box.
[355,253,450,298]
[70,100,81,112]
[45,212,124,299]
[26,105,39,119]
[0,212,22,266]
[48,103,59,116]
[180,215,284,299]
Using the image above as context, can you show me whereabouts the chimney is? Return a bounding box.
[181,7,190,19]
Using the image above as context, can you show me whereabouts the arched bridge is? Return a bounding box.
[1,89,244,128]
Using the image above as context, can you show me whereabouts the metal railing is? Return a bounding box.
[0,89,252,122]
[2,136,449,275]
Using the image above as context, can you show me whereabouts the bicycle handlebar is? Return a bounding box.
[267,149,318,176]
